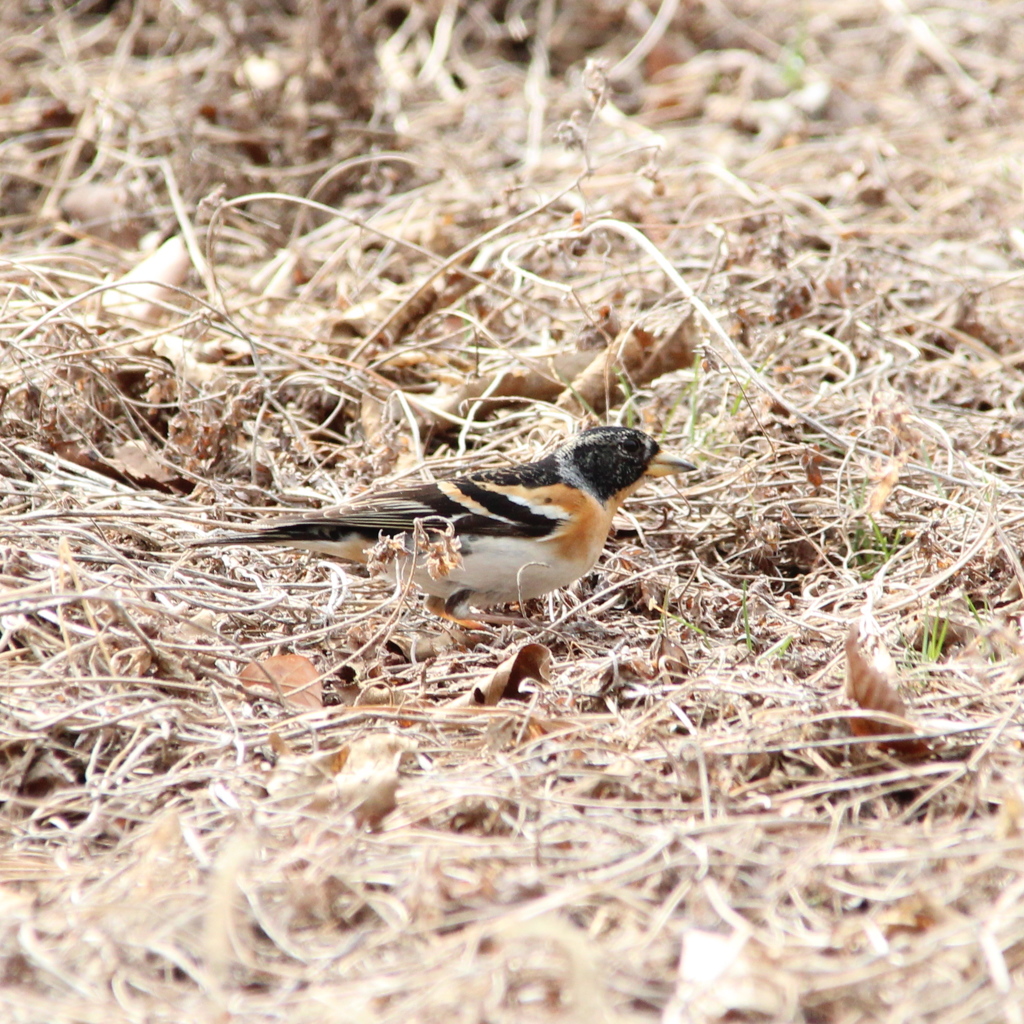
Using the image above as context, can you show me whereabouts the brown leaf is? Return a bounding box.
[266,734,416,828]
[877,895,941,936]
[844,622,929,757]
[385,632,455,662]
[336,733,418,828]
[576,304,620,349]
[61,182,141,247]
[416,350,595,428]
[51,439,187,493]
[152,334,236,387]
[341,733,418,774]
[800,447,824,489]
[110,440,180,487]
[101,234,190,325]
[459,644,553,706]
[51,440,114,478]
[265,745,350,811]
[652,633,689,677]
[336,770,400,829]
[637,311,701,382]
[267,731,292,757]
[671,929,789,1020]
[865,450,910,516]
[239,654,323,709]
[354,683,394,706]
[557,310,699,415]
[360,392,383,440]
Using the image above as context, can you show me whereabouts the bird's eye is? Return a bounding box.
[621,435,641,453]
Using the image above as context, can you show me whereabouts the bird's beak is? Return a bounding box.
[645,450,697,477]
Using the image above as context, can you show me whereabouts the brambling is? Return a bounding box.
[198,426,695,626]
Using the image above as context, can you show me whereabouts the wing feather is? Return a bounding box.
[199,475,564,549]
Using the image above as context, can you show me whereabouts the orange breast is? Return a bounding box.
[537,483,615,573]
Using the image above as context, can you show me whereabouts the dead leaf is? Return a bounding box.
[345,268,489,352]
[354,683,394,706]
[652,633,689,677]
[267,731,291,758]
[265,746,349,810]
[877,895,941,936]
[844,621,929,757]
[664,928,792,1023]
[635,311,702,381]
[866,450,910,516]
[265,732,416,829]
[51,440,117,478]
[801,447,824,489]
[101,234,190,324]
[575,304,620,349]
[152,333,238,386]
[61,181,141,247]
[110,440,180,487]
[342,733,418,774]
[335,733,418,828]
[360,392,384,440]
[332,282,409,337]
[110,645,153,678]
[415,350,595,429]
[239,654,323,709]
[336,770,400,829]
[50,439,187,493]
[457,644,553,706]
[556,309,699,415]
[385,632,455,662]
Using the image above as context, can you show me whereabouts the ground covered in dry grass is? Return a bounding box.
[2,2,1024,1022]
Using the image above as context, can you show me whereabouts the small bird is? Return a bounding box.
[198,426,695,626]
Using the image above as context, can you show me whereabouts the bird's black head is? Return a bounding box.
[555,426,694,502]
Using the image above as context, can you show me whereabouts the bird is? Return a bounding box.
[196,426,695,627]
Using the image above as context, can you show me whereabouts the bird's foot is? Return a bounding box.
[424,595,534,632]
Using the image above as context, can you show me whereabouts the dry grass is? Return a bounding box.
[3,2,1024,1022]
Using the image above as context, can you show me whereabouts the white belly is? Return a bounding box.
[392,534,596,608]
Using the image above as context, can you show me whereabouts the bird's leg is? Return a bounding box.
[424,592,534,630]
[424,593,490,631]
